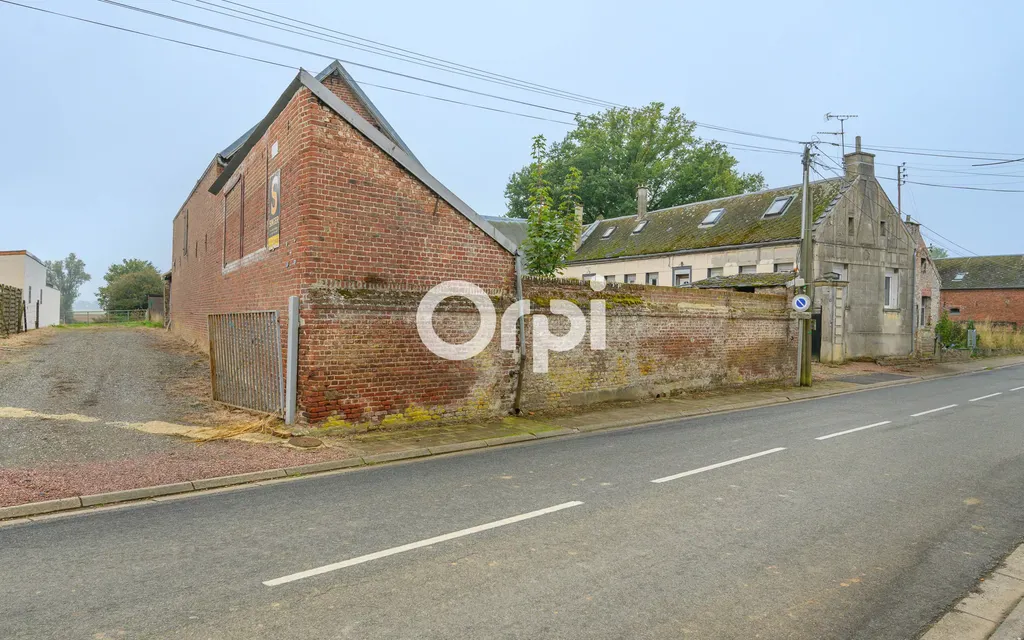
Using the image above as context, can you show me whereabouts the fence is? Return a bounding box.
[0,284,22,337]
[207,311,285,415]
[71,309,149,323]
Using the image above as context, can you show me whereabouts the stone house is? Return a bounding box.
[934,255,1024,329]
[904,218,943,354]
[559,138,921,362]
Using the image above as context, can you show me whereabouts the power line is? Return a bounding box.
[0,0,575,126]
[167,0,616,109]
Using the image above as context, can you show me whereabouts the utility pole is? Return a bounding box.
[799,143,814,387]
[896,162,907,215]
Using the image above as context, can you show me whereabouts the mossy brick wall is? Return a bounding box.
[519,277,797,409]
[941,289,1024,329]
[0,284,22,337]
[300,281,517,424]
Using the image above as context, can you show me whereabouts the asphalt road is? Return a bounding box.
[2,365,1024,639]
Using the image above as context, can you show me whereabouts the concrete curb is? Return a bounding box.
[1,358,1020,524]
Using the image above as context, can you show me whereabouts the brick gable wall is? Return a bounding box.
[942,289,1024,329]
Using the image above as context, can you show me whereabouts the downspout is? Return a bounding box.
[910,247,918,356]
[512,249,527,414]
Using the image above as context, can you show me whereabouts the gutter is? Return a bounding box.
[567,238,800,266]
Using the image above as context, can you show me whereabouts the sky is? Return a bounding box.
[2,0,1022,306]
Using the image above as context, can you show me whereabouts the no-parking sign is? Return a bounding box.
[792,294,811,312]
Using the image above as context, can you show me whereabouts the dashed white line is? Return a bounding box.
[263,501,584,586]
[1012,386,1024,392]
[815,421,892,441]
[969,393,1003,402]
[911,404,958,417]
[651,447,786,484]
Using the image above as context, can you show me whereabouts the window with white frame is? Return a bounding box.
[632,221,648,234]
[953,272,967,282]
[624,274,637,283]
[707,267,724,279]
[673,266,692,287]
[739,265,757,275]
[762,196,793,218]
[605,275,616,283]
[773,262,795,273]
[601,226,616,239]
[884,269,900,308]
[582,273,596,282]
[700,208,725,227]
[645,272,659,286]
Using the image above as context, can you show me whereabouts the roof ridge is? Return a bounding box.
[644,177,843,216]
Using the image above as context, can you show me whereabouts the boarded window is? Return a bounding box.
[224,179,243,265]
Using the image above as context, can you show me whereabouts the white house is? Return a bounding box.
[0,250,62,328]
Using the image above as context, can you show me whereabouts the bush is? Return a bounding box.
[935,312,967,348]
[975,322,1024,352]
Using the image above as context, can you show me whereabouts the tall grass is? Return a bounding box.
[976,322,1024,352]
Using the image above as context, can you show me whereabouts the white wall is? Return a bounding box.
[0,252,61,328]
[0,254,25,290]
[39,286,61,327]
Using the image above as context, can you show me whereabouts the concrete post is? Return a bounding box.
[285,295,299,425]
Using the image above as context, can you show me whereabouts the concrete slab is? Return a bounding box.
[0,497,82,520]
[990,596,1024,640]
[362,448,431,464]
[427,441,487,455]
[920,611,997,640]
[192,469,288,490]
[955,572,1024,622]
[999,547,1024,582]
[483,434,536,446]
[80,482,195,507]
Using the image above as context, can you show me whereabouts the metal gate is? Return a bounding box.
[208,311,285,415]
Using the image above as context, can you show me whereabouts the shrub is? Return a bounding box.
[975,322,1024,352]
[935,311,967,348]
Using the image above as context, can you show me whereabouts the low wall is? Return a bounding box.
[297,278,798,427]
[519,278,797,409]
[0,284,22,337]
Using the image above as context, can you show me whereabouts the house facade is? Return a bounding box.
[905,218,943,354]
[168,61,518,421]
[934,255,1024,328]
[560,138,920,362]
[0,250,61,328]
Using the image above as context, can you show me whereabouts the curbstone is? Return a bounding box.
[284,457,365,476]
[362,448,431,464]
[427,441,487,455]
[990,596,1024,640]
[998,547,1024,582]
[192,468,288,490]
[0,497,82,521]
[920,611,997,640]
[956,572,1024,623]
[530,428,577,439]
[483,433,536,446]
[80,482,195,507]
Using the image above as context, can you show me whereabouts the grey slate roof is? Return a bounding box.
[569,179,847,263]
[693,272,794,289]
[934,255,1024,290]
[482,216,527,247]
[206,63,518,255]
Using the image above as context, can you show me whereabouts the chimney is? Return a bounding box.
[843,135,875,179]
[574,204,585,249]
[637,186,649,219]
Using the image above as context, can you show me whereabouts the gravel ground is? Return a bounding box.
[0,327,343,507]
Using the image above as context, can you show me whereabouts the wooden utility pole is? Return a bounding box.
[799,144,814,387]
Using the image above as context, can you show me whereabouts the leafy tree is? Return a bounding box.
[928,245,949,259]
[98,259,161,310]
[520,136,583,275]
[505,103,765,223]
[45,253,91,324]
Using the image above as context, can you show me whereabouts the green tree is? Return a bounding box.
[97,258,160,311]
[45,253,91,324]
[928,245,949,259]
[520,135,583,275]
[505,103,765,223]
[97,259,162,310]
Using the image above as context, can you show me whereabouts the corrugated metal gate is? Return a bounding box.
[208,311,285,415]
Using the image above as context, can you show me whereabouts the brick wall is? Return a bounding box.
[942,289,1024,329]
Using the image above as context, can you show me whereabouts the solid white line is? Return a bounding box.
[1011,386,1024,392]
[650,447,787,484]
[911,404,958,417]
[815,421,892,441]
[263,501,584,586]
[969,392,1003,402]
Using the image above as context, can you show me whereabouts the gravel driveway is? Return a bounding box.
[0,327,340,507]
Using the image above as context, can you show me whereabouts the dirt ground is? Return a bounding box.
[0,326,343,507]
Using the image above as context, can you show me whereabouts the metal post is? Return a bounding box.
[800,144,814,387]
[285,295,299,424]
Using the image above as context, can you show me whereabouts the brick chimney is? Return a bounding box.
[844,135,875,179]
[637,186,649,219]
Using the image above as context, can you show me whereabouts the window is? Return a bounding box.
[762,196,793,218]
[601,226,616,239]
[880,220,887,237]
[700,208,726,227]
[28,286,31,303]
[645,272,659,286]
[582,273,596,282]
[884,269,900,309]
[774,262,795,273]
[848,216,855,237]
[605,275,616,283]
[624,274,637,284]
[39,289,42,304]
[673,266,692,287]
[953,272,967,282]
[183,209,189,256]
[632,221,648,234]
[739,265,757,275]
[921,257,927,273]
[707,267,724,279]
[922,296,932,326]
[949,307,961,315]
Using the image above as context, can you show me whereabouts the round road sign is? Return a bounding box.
[792,294,811,312]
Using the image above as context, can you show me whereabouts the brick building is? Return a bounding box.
[935,255,1024,328]
[168,61,518,421]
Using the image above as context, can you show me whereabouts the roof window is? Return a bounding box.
[762,196,793,219]
[632,221,648,234]
[601,226,617,239]
[953,272,967,282]
[700,208,725,227]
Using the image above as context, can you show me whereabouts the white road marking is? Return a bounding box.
[650,448,786,484]
[815,421,892,441]
[1011,386,1024,392]
[263,501,584,586]
[911,404,958,417]
[969,393,1003,402]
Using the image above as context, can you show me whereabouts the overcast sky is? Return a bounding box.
[2,0,1022,305]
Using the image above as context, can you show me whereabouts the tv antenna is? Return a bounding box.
[823,113,858,156]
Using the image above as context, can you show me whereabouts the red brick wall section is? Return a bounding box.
[519,278,797,410]
[942,289,1024,329]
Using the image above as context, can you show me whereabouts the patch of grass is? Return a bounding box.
[56,321,164,329]
[976,322,1024,352]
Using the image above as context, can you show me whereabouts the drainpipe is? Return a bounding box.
[910,247,918,356]
[512,249,527,414]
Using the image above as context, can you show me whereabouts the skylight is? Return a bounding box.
[601,226,616,239]
[632,221,648,234]
[762,196,793,218]
[953,272,967,282]
[700,208,725,227]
